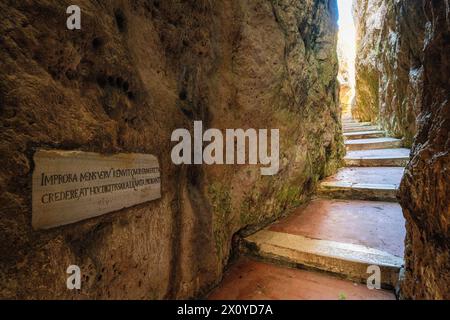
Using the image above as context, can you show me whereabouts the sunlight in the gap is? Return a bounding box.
[337,0,356,116]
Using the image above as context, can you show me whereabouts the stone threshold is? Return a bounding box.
[242,230,403,288]
[345,137,403,151]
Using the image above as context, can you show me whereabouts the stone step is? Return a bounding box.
[240,199,405,288]
[343,125,380,133]
[344,130,386,140]
[345,148,410,167]
[342,119,372,125]
[269,199,405,256]
[318,167,404,201]
[208,258,396,300]
[345,137,403,151]
[343,122,372,127]
[242,230,403,288]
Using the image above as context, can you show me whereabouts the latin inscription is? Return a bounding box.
[32,150,161,229]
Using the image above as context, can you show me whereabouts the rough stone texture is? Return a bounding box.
[376,0,424,147]
[352,0,385,123]
[356,0,450,299]
[353,0,422,147]
[242,229,402,287]
[0,0,343,299]
[398,0,450,300]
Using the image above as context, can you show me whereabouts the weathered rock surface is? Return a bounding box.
[397,0,450,300]
[355,0,450,299]
[352,0,385,124]
[376,0,424,147]
[353,0,423,147]
[0,0,343,299]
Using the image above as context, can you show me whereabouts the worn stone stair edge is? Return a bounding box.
[343,126,380,133]
[346,141,403,151]
[344,149,410,167]
[343,126,378,131]
[320,181,399,190]
[344,153,409,166]
[244,247,399,289]
[317,185,399,202]
[344,131,386,139]
[343,122,373,127]
[344,130,385,135]
[344,155,409,160]
[345,137,402,145]
[344,158,409,167]
[243,230,402,287]
[345,141,403,150]
[246,231,403,267]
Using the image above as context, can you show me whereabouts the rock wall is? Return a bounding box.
[352,0,385,123]
[353,0,422,146]
[376,0,424,146]
[398,0,450,300]
[355,0,450,299]
[0,0,343,299]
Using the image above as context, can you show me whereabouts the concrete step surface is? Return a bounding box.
[242,230,402,288]
[213,118,408,299]
[343,125,380,133]
[343,122,373,127]
[345,148,410,167]
[345,137,403,151]
[318,167,404,201]
[238,198,405,288]
[269,198,406,257]
[344,130,386,140]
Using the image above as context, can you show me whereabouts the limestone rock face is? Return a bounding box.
[0,1,343,299]
[353,0,422,146]
[352,0,386,123]
[398,0,450,300]
[376,0,424,147]
[355,0,450,299]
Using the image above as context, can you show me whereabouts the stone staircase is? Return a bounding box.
[209,118,408,300]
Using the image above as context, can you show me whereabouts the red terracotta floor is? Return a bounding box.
[208,258,396,300]
[269,198,405,257]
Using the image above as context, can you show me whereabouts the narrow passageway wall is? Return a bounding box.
[353,0,422,146]
[354,0,450,299]
[352,0,384,124]
[398,0,450,300]
[0,0,343,299]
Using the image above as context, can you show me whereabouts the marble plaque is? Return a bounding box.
[32,150,161,229]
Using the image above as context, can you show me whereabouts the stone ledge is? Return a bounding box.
[243,230,403,288]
